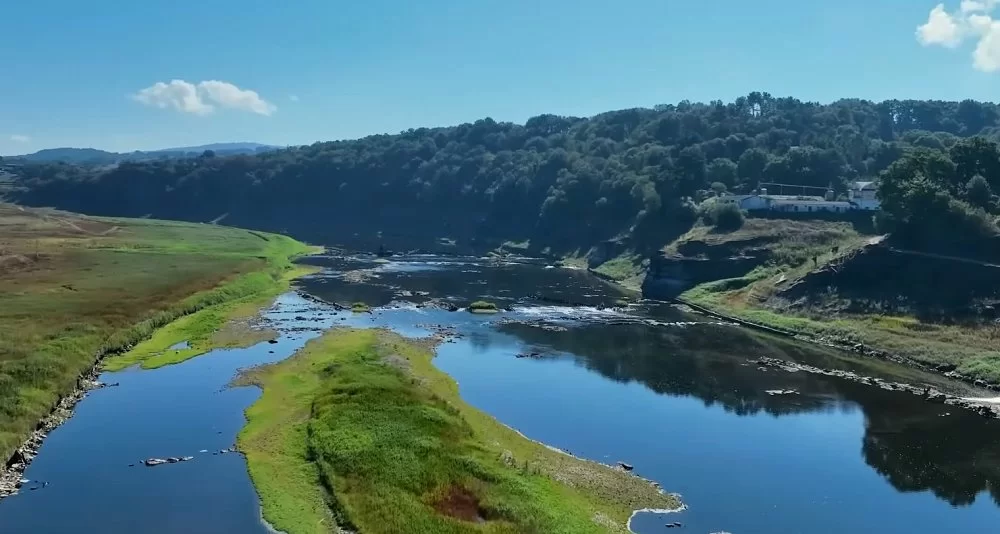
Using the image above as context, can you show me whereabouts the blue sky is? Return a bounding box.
[3,0,1000,155]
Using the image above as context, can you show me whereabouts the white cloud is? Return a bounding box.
[969,13,995,31]
[198,80,276,116]
[917,4,965,47]
[973,19,1000,71]
[132,79,275,116]
[133,79,214,115]
[918,1,1000,72]
[9,134,30,143]
[962,0,999,13]
[289,94,300,102]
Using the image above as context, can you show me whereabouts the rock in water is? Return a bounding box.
[144,458,168,467]
[618,461,634,471]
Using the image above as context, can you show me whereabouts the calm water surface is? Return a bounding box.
[2,252,999,534]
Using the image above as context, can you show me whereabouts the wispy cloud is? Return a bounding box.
[9,134,30,143]
[917,1,1000,72]
[132,79,276,116]
[289,94,300,102]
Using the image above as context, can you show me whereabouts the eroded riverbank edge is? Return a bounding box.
[672,296,1000,417]
[234,326,681,534]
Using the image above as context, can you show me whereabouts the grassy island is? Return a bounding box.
[237,328,677,534]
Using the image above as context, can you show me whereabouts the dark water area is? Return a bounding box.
[3,253,1000,533]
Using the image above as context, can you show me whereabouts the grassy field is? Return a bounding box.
[0,203,316,461]
[237,329,677,534]
[676,219,1000,383]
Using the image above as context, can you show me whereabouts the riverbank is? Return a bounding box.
[680,283,1000,390]
[236,328,678,534]
[0,204,317,496]
[102,260,319,371]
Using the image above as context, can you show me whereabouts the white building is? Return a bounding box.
[717,182,880,214]
[717,193,853,213]
[767,198,853,213]
[848,181,880,211]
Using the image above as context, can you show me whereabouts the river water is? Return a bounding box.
[2,253,1000,533]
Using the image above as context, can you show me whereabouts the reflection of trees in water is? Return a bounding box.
[500,321,852,417]
[500,321,1000,509]
[861,398,1000,507]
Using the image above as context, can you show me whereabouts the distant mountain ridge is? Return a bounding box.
[7,143,279,164]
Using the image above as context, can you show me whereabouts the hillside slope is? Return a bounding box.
[674,219,1000,385]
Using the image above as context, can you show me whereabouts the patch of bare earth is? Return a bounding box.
[432,486,485,523]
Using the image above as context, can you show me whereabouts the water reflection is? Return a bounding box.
[861,395,1000,508]
[499,320,1000,508]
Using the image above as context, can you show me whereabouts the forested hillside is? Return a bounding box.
[9,93,1000,253]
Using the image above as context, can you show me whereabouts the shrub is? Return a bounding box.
[707,202,745,232]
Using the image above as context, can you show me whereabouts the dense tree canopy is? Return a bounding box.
[12,94,1000,253]
[877,137,1000,259]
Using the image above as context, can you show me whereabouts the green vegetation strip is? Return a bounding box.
[102,263,316,371]
[237,329,676,534]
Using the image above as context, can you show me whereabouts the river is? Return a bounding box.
[2,252,1000,533]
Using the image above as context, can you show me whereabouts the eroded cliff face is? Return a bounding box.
[642,241,771,299]
[643,219,868,300]
[777,244,1000,321]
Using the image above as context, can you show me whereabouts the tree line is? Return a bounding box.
[11,93,1000,253]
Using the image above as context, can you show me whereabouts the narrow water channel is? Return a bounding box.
[3,253,1000,534]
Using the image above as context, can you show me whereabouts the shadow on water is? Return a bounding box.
[496,319,1000,521]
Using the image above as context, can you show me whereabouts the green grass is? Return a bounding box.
[0,203,317,461]
[102,264,316,371]
[468,301,499,313]
[591,253,647,290]
[351,302,372,313]
[237,329,677,534]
